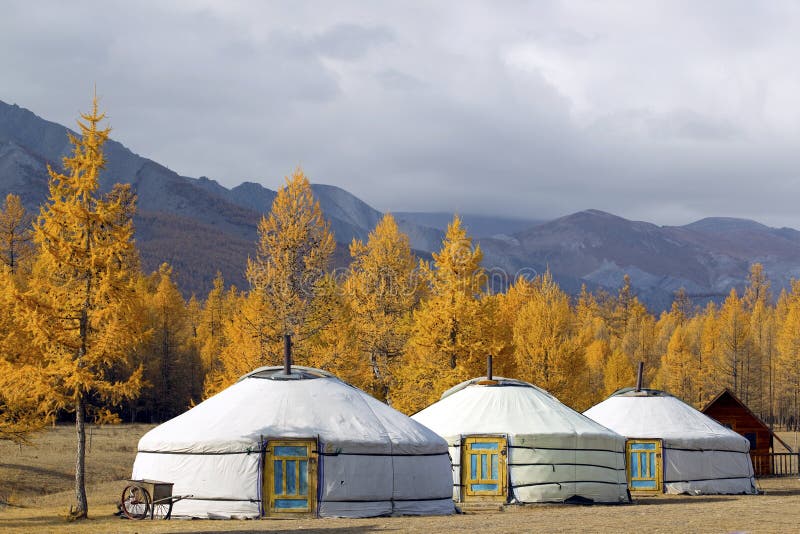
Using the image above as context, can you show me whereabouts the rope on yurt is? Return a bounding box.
[315,433,322,518]
[317,451,449,457]
[663,446,752,453]
[512,480,626,488]
[258,435,265,516]
[179,497,261,502]
[506,462,625,471]
[508,445,624,454]
[136,449,259,455]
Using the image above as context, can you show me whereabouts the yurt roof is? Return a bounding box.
[583,389,750,451]
[138,367,446,456]
[238,365,338,381]
[412,376,622,440]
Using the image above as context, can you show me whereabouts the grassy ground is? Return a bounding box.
[2,424,800,533]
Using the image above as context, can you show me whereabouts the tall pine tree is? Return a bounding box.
[213,169,336,388]
[342,214,421,401]
[393,216,486,413]
[0,193,34,275]
[21,97,144,518]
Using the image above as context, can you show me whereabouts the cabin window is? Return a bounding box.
[744,432,757,449]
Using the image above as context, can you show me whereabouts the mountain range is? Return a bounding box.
[2,99,798,310]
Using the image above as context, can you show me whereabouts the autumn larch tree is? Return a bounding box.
[213,169,336,387]
[715,288,750,398]
[575,286,612,406]
[393,216,486,413]
[342,213,421,401]
[198,272,237,396]
[0,195,46,441]
[743,263,773,416]
[21,97,144,518]
[0,193,34,275]
[0,266,50,442]
[135,263,201,421]
[776,280,800,434]
[658,324,697,402]
[512,270,589,409]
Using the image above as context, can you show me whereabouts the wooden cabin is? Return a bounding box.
[702,389,792,476]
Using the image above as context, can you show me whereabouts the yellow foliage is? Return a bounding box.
[133,264,202,420]
[776,280,800,424]
[657,325,697,402]
[0,266,50,442]
[512,270,589,409]
[18,97,146,517]
[392,216,486,413]
[488,276,536,377]
[197,273,238,397]
[715,288,750,398]
[212,169,336,391]
[0,193,34,275]
[339,214,420,401]
[603,350,635,396]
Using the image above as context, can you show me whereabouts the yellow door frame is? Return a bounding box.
[461,435,508,502]
[263,438,318,517]
[626,438,663,494]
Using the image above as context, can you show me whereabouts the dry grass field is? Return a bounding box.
[2,424,800,533]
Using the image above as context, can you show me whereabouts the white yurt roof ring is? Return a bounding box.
[239,365,339,381]
[438,375,558,400]
[607,387,673,398]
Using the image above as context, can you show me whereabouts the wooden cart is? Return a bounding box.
[120,479,192,520]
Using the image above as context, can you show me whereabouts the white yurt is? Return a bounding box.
[131,365,456,518]
[411,375,630,505]
[583,388,757,495]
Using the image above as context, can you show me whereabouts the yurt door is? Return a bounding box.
[461,436,507,501]
[626,439,663,493]
[264,439,318,516]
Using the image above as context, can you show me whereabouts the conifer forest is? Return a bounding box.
[3,99,800,447]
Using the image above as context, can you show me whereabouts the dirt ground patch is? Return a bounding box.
[2,424,800,533]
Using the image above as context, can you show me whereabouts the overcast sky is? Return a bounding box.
[3,1,800,226]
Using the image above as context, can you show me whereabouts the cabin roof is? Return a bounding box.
[702,388,793,452]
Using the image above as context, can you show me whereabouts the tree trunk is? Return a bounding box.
[74,393,88,518]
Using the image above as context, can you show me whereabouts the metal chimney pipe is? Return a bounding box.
[635,361,644,392]
[487,354,493,381]
[284,334,292,375]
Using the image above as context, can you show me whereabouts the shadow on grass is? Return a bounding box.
[0,463,72,482]
[174,529,382,534]
[0,517,387,533]
[633,495,746,506]
[758,487,800,497]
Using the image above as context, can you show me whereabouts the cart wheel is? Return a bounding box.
[121,484,151,520]
[151,500,173,520]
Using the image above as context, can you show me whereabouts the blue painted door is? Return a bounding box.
[266,440,316,515]
[627,440,662,492]
[462,436,507,500]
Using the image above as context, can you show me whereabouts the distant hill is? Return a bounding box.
[0,99,442,295]
[479,209,800,310]
[394,212,545,239]
[3,99,800,310]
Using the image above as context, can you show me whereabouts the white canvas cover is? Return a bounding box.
[131,366,455,518]
[583,389,756,495]
[412,377,629,504]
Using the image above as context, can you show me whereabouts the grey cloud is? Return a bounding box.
[3,1,800,228]
[313,23,394,60]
